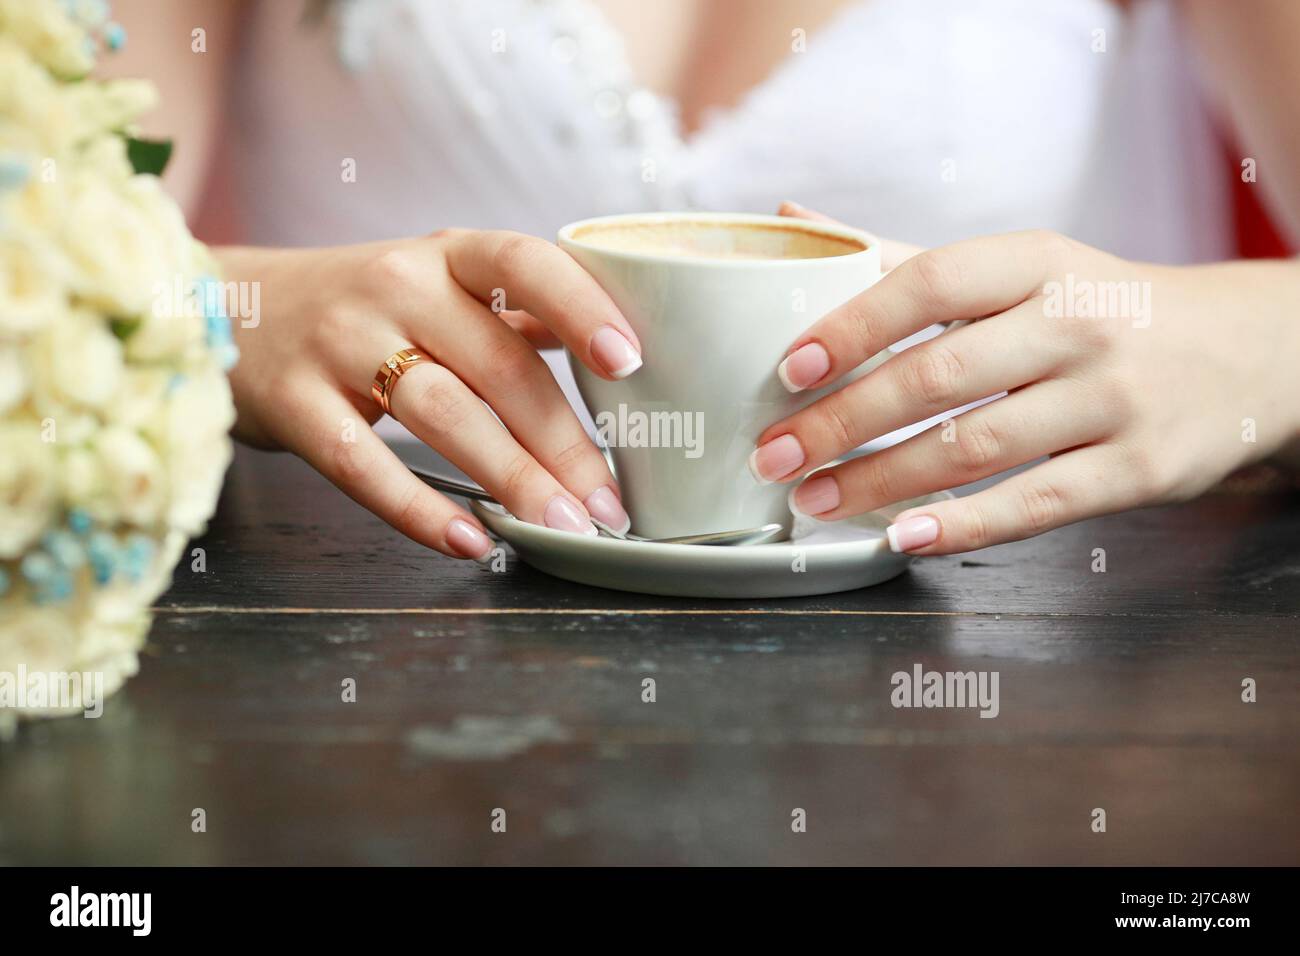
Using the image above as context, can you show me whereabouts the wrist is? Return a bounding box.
[1182,258,1300,460]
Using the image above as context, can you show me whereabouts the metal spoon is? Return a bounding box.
[408,466,784,546]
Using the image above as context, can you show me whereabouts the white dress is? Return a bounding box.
[230,0,1228,260]
[226,0,1231,437]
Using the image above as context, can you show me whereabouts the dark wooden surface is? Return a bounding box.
[2,445,1297,865]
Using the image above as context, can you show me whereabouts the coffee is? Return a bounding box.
[570,220,865,261]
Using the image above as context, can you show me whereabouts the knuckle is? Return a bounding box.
[495,451,538,503]
[391,486,432,539]
[1120,441,1166,499]
[412,367,474,435]
[955,503,993,551]
[844,299,880,351]
[549,433,598,477]
[549,284,589,329]
[909,249,964,310]
[483,335,543,386]
[900,344,965,407]
[364,247,426,295]
[315,302,354,347]
[855,456,896,506]
[1067,314,1120,353]
[1031,229,1075,269]
[491,231,548,278]
[1017,479,1068,533]
[948,417,1002,475]
[1094,371,1138,423]
[819,398,861,451]
[329,436,373,488]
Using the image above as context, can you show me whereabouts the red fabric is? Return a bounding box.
[1228,144,1292,258]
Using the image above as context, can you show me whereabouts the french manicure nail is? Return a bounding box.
[747,434,806,484]
[777,342,831,393]
[446,518,494,562]
[544,494,598,536]
[885,515,940,553]
[590,326,642,379]
[584,485,631,535]
[790,474,840,517]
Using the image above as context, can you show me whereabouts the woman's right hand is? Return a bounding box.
[218,230,644,560]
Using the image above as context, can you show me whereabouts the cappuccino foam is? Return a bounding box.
[571,220,865,261]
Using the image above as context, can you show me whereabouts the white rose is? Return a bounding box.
[26,306,124,415]
[95,425,165,529]
[120,196,210,364]
[0,603,140,719]
[90,529,186,624]
[148,368,235,534]
[66,80,158,151]
[0,36,80,156]
[0,236,67,336]
[61,174,190,320]
[0,605,77,678]
[70,614,145,704]
[108,366,170,430]
[0,0,96,79]
[0,345,26,414]
[0,419,57,559]
[0,165,80,304]
[58,444,105,518]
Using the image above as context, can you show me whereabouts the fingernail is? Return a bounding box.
[544,494,599,536]
[590,326,642,379]
[790,474,840,517]
[446,518,494,562]
[747,434,806,484]
[885,515,939,553]
[777,342,831,393]
[584,485,631,535]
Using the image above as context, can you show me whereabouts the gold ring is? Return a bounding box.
[371,347,431,416]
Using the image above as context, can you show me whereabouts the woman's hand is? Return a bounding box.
[219,231,644,560]
[756,206,1300,555]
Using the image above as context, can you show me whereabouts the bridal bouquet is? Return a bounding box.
[0,0,236,730]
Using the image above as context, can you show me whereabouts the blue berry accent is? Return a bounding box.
[193,276,240,369]
[104,22,127,51]
[42,529,86,569]
[20,551,57,585]
[35,568,74,604]
[205,311,233,342]
[68,509,93,535]
[197,275,227,318]
[0,156,29,191]
[87,532,119,586]
[121,535,156,584]
[214,342,240,371]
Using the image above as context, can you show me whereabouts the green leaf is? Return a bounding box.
[110,317,141,340]
[125,136,173,177]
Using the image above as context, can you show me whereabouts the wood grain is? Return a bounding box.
[1,445,1296,865]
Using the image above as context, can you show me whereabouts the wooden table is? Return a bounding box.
[3,445,1297,865]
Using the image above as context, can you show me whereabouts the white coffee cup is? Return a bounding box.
[559,212,888,539]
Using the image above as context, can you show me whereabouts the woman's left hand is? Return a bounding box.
[755,206,1300,555]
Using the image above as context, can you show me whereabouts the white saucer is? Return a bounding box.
[470,491,954,599]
